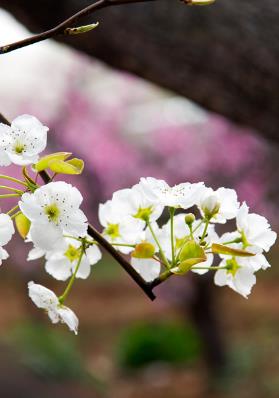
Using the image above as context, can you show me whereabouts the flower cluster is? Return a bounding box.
[0,115,277,334]
[99,177,277,297]
[0,115,102,334]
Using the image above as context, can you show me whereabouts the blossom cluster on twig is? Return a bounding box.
[0,115,276,334]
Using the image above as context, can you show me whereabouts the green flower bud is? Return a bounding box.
[185,213,195,225]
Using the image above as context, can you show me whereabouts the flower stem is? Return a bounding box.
[0,185,24,194]
[192,220,203,233]
[59,248,84,304]
[200,219,209,241]
[147,220,170,269]
[10,211,22,220]
[111,243,136,248]
[169,207,176,266]
[189,224,194,240]
[0,193,21,198]
[6,204,20,216]
[221,238,241,245]
[192,266,227,271]
[0,175,28,187]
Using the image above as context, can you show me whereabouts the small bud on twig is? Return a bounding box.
[183,0,216,5]
[64,22,99,35]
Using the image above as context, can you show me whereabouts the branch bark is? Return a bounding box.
[0,0,161,54]
[1,0,278,141]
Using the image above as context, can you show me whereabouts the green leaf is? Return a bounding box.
[179,240,206,263]
[48,158,84,175]
[171,258,206,275]
[211,243,255,257]
[132,242,156,259]
[66,158,84,174]
[173,240,206,275]
[15,213,31,239]
[34,152,72,172]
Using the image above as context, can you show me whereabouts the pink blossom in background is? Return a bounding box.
[0,10,277,230]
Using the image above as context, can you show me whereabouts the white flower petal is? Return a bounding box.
[86,245,102,265]
[29,223,63,251]
[45,255,72,281]
[0,247,9,265]
[131,257,160,282]
[0,214,14,246]
[0,148,11,166]
[75,257,91,279]
[27,247,45,261]
[57,306,79,335]
[28,281,59,310]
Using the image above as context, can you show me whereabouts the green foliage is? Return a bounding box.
[34,152,72,172]
[116,321,202,370]
[11,322,88,380]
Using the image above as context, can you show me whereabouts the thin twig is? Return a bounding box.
[0,0,159,55]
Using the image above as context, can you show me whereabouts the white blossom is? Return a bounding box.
[237,202,277,252]
[112,184,163,222]
[44,238,102,281]
[214,259,256,298]
[131,257,161,282]
[28,281,79,334]
[218,232,271,272]
[19,181,88,251]
[198,187,239,223]
[0,115,49,166]
[138,177,205,209]
[0,213,14,246]
[99,199,145,254]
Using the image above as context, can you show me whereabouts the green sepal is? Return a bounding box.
[15,213,31,239]
[132,242,156,259]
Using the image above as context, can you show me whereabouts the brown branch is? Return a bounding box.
[0,0,160,55]
[0,113,156,300]
[41,175,156,300]
[0,113,10,125]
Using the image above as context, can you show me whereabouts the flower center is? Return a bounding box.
[240,230,250,249]
[64,244,81,262]
[226,258,240,276]
[105,223,120,239]
[44,203,60,223]
[14,141,25,154]
[134,206,153,222]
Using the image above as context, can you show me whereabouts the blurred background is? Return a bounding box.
[0,1,279,397]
